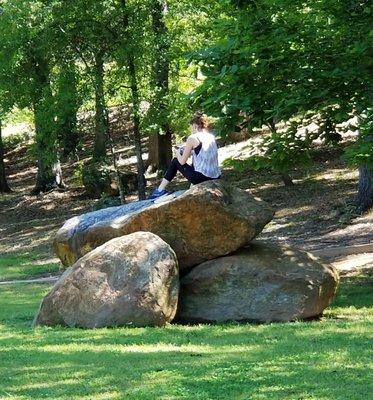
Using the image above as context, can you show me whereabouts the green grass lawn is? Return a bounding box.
[0,277,372,400]
[0,253,61,281]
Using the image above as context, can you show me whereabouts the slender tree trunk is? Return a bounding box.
[355,121,373,212]
[356,165,373,212]
[93,50,107,160]
[106,109,126,204]
[147,134,160,174]
[352,113,373,212]
[0,119,11,193]
[56,60,79,158]
[321,115,341,145]
[33,100,63,194]
[120,0,146,199]
[280,172,294,187]
[31,53,63,195]
[148,0,172,173]
[129,57,146,200]
[267,121,294,186]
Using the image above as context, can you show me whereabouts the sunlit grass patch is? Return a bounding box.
[325,274,373,320]
[0,276,372,400]
[0,253,61,281]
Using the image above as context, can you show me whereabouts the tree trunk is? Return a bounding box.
[355,165,373,212]
[147,133,159,174]
[0,119,11,193]
[106,109,126,204]
[354,114,373,212]
[93,50,107,160]
[31,53,63,195]
[267,121,294,187]
[119,0,146,199]
[56,61,79,158]
[148,0,172,173]
[280,172,294,187]
[147,130,172,175]
[33,101,63,194]
[321,115,342,145]
[129,57,147,200]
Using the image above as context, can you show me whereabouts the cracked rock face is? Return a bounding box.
[54,180,274,271]
[177,242,339,323]
[34,232,179,328]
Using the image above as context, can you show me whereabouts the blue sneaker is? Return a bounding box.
[147,188,169,200]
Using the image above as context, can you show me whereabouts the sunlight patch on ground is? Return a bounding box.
[275,205,315,218]
[2,123,34,138]
[332,253,373,275]
[325,306,373,319]
[33,343,217,355]
[8,166,38,181]
[118,153,148,166]
[319,213,373,242]
[23,257,60,266]
[218,135,263,164]
[310,168,358,182]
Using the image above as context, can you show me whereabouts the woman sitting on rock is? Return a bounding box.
[148,113,221,199]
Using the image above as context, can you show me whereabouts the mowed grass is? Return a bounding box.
[0,253,61,281]
[0,277,372,400]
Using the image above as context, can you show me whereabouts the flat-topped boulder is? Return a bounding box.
[54,196,159,267]
[54,180,274,271]
[34,232,179,328]
[177,242,339,323]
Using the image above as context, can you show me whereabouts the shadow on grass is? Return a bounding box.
[0,279,372,399]
[1,321,371,400]
[0,341,370,400]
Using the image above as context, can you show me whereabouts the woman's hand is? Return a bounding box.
[173,146,184,157]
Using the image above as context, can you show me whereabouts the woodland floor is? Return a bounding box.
[0,111,372,280]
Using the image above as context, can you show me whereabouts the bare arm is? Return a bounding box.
[176,137,196,165]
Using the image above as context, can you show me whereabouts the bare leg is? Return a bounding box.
[158,178,170,191]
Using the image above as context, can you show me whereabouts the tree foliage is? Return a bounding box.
[191,0,371,132]
[0,0,370,208]
[191,0,371,205]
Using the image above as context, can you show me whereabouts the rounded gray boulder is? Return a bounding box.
[177,242,339,323]
[34,232,179,328]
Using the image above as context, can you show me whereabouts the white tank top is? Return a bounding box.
[192,130,221,178]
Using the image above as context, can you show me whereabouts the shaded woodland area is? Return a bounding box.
[0,0,371,211]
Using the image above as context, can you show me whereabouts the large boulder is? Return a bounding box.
[177,242,339,323]
[54,180,274,271]
[34,232,179,328]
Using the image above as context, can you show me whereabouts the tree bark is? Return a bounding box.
[280,172,294,187]
[56,61,79,158]
[147,133,160,174]
[106,108,126,204]
[120,0,146,199]
[353,114,373,213]
[148,0,172,173]
[356,165,373,212]
[267,121,294,187]
[31,53,63,195]
[93,50,107,160]
[129,57,147,200]
[0,119,11,193]
[355,119,373,213]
